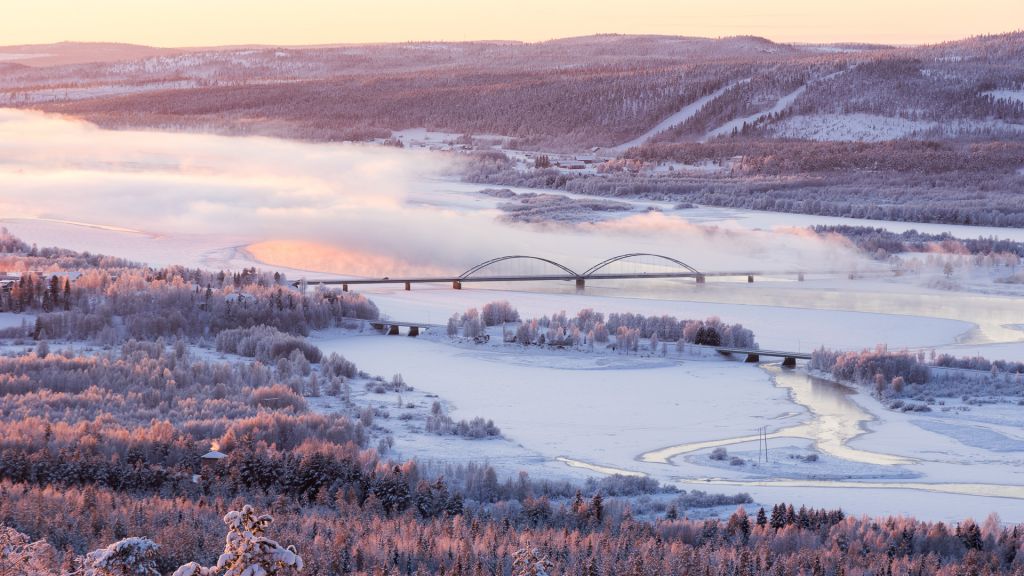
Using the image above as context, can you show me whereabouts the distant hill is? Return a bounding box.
[0,41,182,67]
[0,32,1021,150]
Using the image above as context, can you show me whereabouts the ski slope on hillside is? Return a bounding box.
[606,78,750,154]
[701,68,850,141]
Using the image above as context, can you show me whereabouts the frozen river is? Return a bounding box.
[318,332,1024,523]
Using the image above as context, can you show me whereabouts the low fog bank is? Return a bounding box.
[0,108,871,276]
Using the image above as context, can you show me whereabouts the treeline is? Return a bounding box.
[810,346,1024,400]
[23,272,377,343]
[5,477,1023,575]
[0,226,138,271]
[4,268,377,342]
[812,225,1024,259]
[447,303,756,351]
[810,347,931,395]
[472,154,1024,228]
[628,139,1024,175]
[509,308,756,350]
[0,231,380,340]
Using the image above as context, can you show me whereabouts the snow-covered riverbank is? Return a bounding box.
[311,328,1024,523]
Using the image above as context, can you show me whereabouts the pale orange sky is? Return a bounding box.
[3,0,1022,47]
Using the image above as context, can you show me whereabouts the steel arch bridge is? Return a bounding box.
[581,253,702,277]
[456,253,704,280]
[297,252,770,292]
[459,255,582,280]
[453,252,711,289]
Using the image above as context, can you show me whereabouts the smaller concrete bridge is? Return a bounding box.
[715,347,811,368]
[362,318,443,337]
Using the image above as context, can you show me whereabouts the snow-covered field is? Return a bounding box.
[986,89,1024,104]
[770,111,1023,141]
[770,113,935,141]
[0,312,32,330]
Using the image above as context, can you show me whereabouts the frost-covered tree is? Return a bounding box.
[85,537,161,576]
[512,547,554,576]
[461,308,484,339]
[0,525,57,575]
[172,505,303,576]
[481,301,520,326]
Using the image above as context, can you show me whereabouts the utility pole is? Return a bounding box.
[763,426,769,463]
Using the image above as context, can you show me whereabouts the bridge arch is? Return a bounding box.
[459,255,580,279]
[582,253,701,277]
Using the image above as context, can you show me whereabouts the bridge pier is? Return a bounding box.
[387,324,400,336]
[575,278,585,292]
[782,356,797,368]
[797,273,804,282]
[408,326,420,337]
[745,353,760,363]
[452,280,462,290]
[696,275,706,284]
[342,283,348,292]
[404,281,411,291]
[747,275,754,283]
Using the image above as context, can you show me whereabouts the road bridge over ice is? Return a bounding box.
[296,253,793,292]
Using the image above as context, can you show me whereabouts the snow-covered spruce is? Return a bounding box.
[512,546,554,576]
[172,505,302,576]
[85,537,161,576]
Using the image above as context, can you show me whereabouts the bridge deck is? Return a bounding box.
[302,271,760,286]
[345,317,444,329]
[715,347,812,360]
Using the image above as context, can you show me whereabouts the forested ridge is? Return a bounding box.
[1,32,1020,150]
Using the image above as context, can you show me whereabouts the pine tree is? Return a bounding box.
[665,505,678,520]
[769,504,786,530]
[590,494,604,524]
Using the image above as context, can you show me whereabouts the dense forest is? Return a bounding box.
[3,233,1024,573]
[9,478,1024,575]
